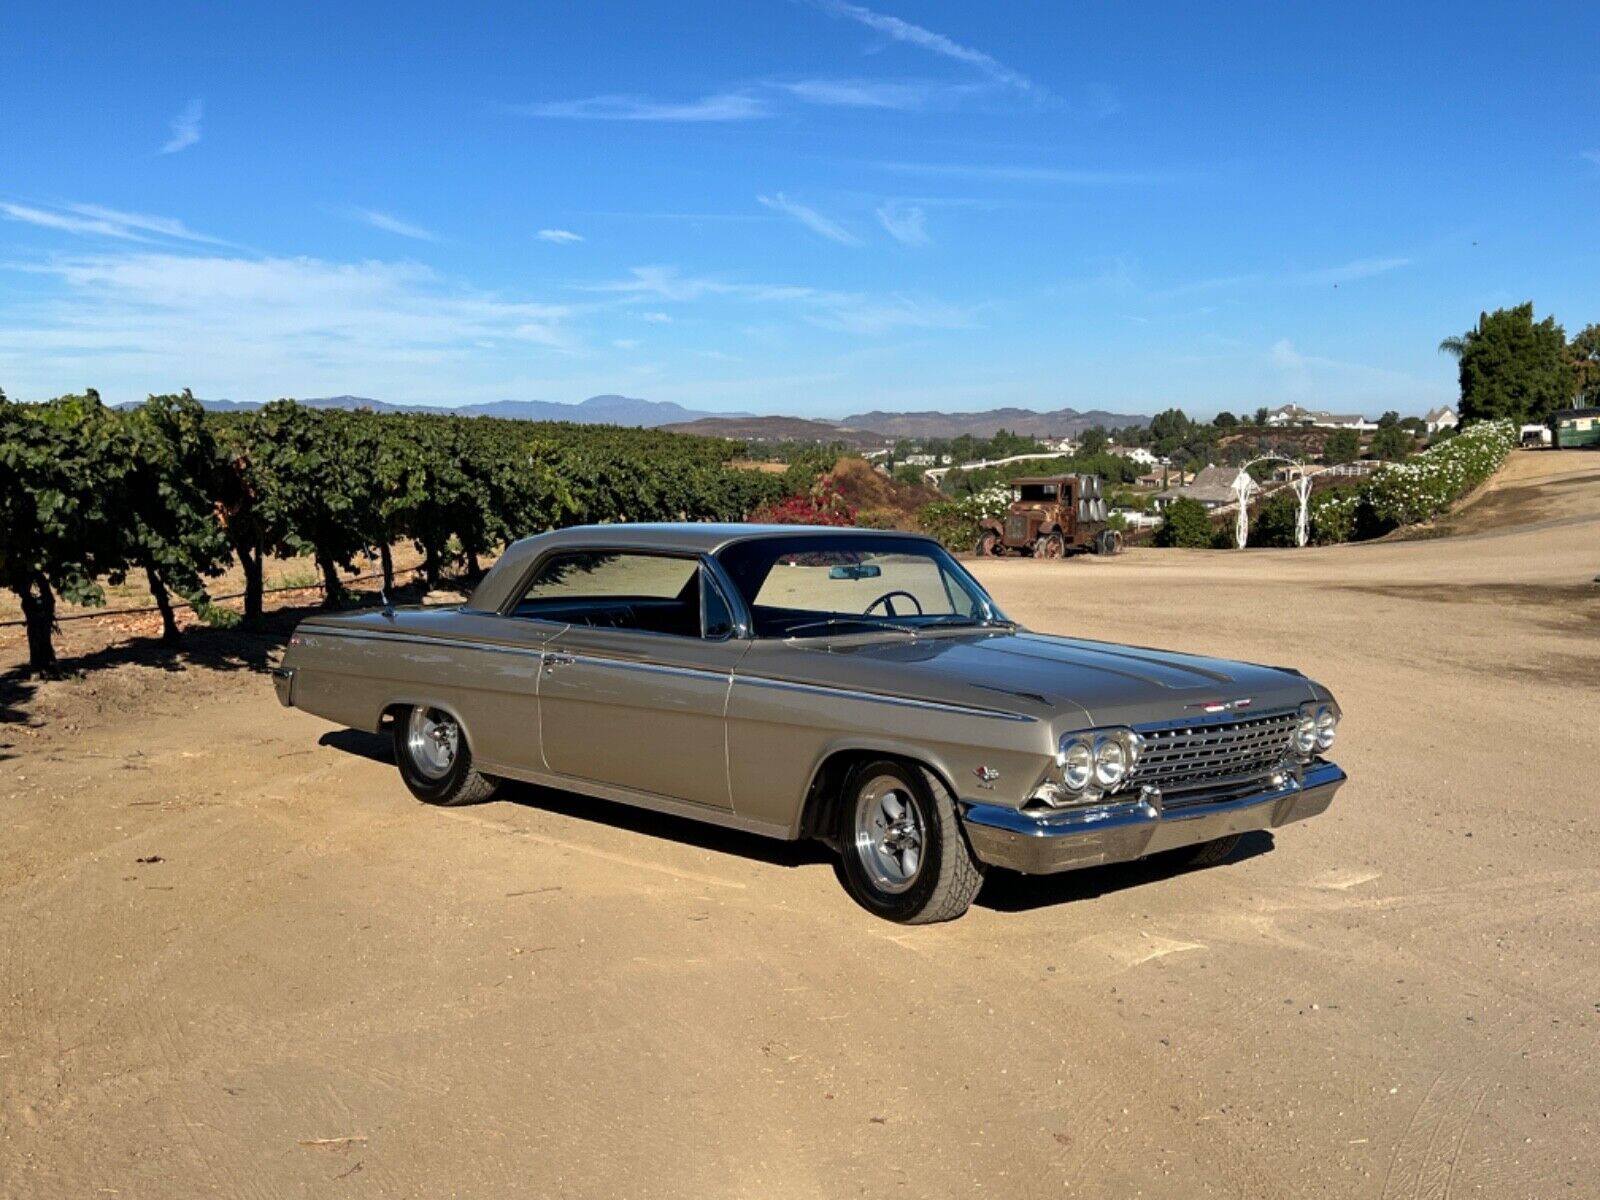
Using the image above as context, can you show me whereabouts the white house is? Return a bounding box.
[1108,445,1160,468]
[1265,403,1377,432]
[1424,406,1458,434]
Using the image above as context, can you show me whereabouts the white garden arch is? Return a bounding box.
[1232,456,1314,549]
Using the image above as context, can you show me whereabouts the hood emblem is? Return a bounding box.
[1189,697,1252,714]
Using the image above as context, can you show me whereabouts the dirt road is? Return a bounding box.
[3,453,1598,1198]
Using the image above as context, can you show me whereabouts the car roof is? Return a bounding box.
[469,523,938,611]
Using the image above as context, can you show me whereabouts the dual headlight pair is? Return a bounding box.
[1296,701,1339,756]
[1032,727,1143,808]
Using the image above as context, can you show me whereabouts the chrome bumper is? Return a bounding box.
[270,665,295,707]
[961,761,1346,875]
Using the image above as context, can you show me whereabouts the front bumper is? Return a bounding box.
[960,760,1346,874]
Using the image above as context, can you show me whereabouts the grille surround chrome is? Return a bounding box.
[1128,709,1299,805]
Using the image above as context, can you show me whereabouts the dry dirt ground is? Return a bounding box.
[3,452,1597,1199]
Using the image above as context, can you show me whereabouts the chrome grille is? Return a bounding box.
[1131,710,1297,802]
[1005,514,1030,542]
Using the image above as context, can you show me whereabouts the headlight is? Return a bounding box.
[1294,709,1317,755]
[1093,735,1127,788]
[1059,738,1093,791]
[1314,704,1338,751]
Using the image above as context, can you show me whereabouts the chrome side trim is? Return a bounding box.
[553,652,731,684]
[299,626,550,659]
[736,675,1037,723]
[474,757,792,840]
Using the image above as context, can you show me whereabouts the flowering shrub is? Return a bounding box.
[1360,419,1515,528]
[1308,487,1361,544]
[916,484,1013,549]
[750,476,857,526]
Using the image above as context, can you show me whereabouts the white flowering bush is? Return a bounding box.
[1361,419,1515,528]
[917,484,1014,548]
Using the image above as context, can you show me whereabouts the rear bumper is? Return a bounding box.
[960,761,1345,875]
[270,666,295,707]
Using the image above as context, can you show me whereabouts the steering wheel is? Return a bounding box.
[864,590,924,618]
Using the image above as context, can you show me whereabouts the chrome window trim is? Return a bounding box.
[737,675,1036,723]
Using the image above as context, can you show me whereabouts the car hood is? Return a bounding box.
[754,628,1319,730]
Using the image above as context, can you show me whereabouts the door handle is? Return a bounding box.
[543,653,576,673]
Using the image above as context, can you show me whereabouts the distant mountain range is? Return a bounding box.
[127,394,1150,438]
[660,415,891,448]
[839,407,1149,439]
[146,394,755,427]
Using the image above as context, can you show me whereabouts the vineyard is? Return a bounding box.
[0,390,790,672]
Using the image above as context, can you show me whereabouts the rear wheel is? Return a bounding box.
[837,760,985,923]
[392,705,499,806]
[975,529,1002,557]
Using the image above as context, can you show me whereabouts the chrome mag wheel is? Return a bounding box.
[406,707,459,780]
[853,775,926,894]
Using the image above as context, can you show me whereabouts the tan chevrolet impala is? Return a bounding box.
[274,525,1346,923]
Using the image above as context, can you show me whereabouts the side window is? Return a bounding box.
[512,551,702,637]
[701,570,735,639]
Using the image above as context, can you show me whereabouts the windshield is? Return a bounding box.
[715,534,1008,639]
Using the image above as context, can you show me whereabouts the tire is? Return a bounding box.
[1037,532,1066,559]
[837,759,985,924]
[1175,834,1242,868]
[392,704,499,806]
[975,530,1002,557]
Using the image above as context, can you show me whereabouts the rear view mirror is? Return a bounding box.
[828,563,882,580]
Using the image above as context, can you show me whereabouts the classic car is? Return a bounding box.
[273,525,1346,923]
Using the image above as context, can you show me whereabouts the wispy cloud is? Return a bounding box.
[612,338,641,350]
[817,1,1039,95]
[1,201,224,244]
[0,252,576,402]
[872,160,1173,185]
[161,99,204,154]
[641,311,673,324]
[875,200,928,245]
[537,228,584,244]
[588,265,971,335]
[352,208,438,241]
[1300,256,1413,285]
[777,78,956,110]
[1269,338,1424,400]
[757,193,861,245]
[1581,149,1600,168]
[510,92,767,121]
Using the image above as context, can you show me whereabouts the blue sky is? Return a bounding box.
[3,1,1596,419]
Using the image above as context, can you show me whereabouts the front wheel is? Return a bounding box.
[1036,531,1067,559]
[975,529,1002,557]
[837,760,985,923]
[1174,833,1242,867]
[392,704,499,806]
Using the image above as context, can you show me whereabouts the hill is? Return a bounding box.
[841,406,1150,439]
[660,415,891,448]
[135,394,753,427]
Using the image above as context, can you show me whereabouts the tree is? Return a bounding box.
[1377,411,1400,428]
[1252,406,1270,426]
[1369,425,1415,461]
[1446,304,1570,425]
[123,392,233,642]
[0,392,137,672]
[1323,428,1360,464]
[1077,425,1108,456]
[1153,497,1214,548]
[1569,323,1600,405]
[1214,411,1239,429]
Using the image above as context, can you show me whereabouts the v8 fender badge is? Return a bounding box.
[973,765,1000,789]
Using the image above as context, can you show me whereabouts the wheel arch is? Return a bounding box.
[379,696,477,754]
[795,742,961,845]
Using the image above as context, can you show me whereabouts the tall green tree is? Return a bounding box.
[1568,323,1600,406]
[1444,304,1570,425]
[1322,428,1361,464]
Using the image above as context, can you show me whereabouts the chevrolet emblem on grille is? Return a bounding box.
[1187,697,1253,713]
